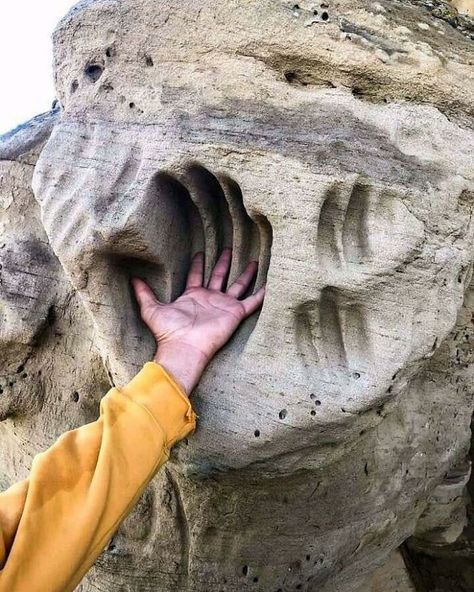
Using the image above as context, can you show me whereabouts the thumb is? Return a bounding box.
[131,277,160,313]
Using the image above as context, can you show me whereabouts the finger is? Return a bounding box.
[131,277,160,312]
[186,251,204,289]
[241,286,266,317]
[227,260,258,298]
[207,248,232,291]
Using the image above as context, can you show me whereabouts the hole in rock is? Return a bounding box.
[72,391,80,403]
[100,82,114,93]
[71,79,79,93]
[242,565,249,576]
[84,63,104,83]
[279,409,287,420]
[129,102,136,109]
[310,410,316,416]
[321,11,329,20]
[105,47,115,58]
[253,576,259,583]
[352,86,366,98]
[283,70,309,87]
[145,54,154,67]
[47,305,56,326]
[254,429,261,437]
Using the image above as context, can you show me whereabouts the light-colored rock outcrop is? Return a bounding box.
[1,1,474,590]
[451,0,474,17]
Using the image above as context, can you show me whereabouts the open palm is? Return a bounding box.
[131,249,265,392]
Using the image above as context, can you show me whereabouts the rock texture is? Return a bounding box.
[451,0,474,17]
[1,1,474,591]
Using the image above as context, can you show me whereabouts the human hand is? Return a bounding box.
[131,249,265,395]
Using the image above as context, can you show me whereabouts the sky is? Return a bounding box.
[0,1,77,136]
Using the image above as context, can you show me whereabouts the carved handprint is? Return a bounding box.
[298,178,424,372]
[33,122,271,383]
[317,179,424,273]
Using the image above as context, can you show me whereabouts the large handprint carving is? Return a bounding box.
[33,122,271,384]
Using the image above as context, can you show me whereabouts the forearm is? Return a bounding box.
[0,363,195,592]
[155,342,209,395]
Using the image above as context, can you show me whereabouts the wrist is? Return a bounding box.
[153,341,209,396]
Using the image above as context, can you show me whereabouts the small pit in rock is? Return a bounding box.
[84,63,104,83]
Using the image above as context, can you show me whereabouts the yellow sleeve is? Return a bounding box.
[0,362,196,592]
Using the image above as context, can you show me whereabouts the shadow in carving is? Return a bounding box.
[342,183,371,263]
[296,288,371,372]
[318,180,373,267]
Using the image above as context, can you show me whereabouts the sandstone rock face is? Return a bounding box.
[1,1,474,591]
[451,0,474,17]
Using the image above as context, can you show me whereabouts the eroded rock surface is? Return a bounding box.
[1,1,474,590]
